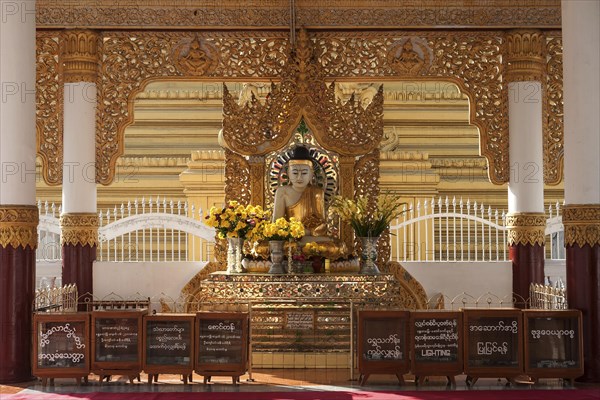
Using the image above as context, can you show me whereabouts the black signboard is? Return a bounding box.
[33,313,90,381]
[195,312,249,383]
[95,316,139,362]
[357,310,410,386]
[523,310,583,382]
[144,315,194,367]
[463,308,523,384]
[91,309,146,375]
[410,311,463,384]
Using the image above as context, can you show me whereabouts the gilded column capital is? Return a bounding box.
[0,205,39,249]
[506,212,546,246]
[505,29,545,83]
[60,213,99,247]
[62,30,99,83]
[562,204,600,248]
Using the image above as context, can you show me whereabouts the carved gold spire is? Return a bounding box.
[220,28,384,157]
[60,213,99,247]
[0,206,38,249]
[563,205,600,248]
[506,212,546,246]
[505,29,545,82]
[62,30,99,83]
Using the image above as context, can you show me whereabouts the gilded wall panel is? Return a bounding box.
[97,32,289,184]
[315,32,507,184]
[545,36,564,185]
[36,1,560,29]
[34,29,563,187]
[36,33,63,186]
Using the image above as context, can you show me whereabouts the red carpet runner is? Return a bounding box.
[3,390,600,400]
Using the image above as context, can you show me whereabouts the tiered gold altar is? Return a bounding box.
[181,29,428,366]
[181,267,426,368]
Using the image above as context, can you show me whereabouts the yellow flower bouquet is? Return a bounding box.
[328,193,407,237]
[204,200,269,239]
[252,217,305,241]
[302,241,328,257]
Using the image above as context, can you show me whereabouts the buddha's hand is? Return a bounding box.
[310,223,328,237]
[303,214,327,237]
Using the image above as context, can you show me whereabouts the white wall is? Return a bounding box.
[402,261,513,301]
[35,260,566,307]
[36,261,62,289]
[93,261,208,306]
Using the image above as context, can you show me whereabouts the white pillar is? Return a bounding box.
[0,0,36,205]
[507,81,544,213]
[62,82,97,213]
[563,0,600,205]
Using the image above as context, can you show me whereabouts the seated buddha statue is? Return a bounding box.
[272,145,347,260]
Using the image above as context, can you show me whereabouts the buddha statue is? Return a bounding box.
[272,145,347,260]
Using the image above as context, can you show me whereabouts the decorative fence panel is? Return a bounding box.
[36,197,216,263]
[36,197,564,264]
[389,198,564,262]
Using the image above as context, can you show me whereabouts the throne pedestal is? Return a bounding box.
[179,262,428,368]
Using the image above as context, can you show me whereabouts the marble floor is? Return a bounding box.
[2,370,593,395]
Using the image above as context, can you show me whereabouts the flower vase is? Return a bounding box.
[226,237,244,273]
[268,240,286,274]
[359,236,380,274]
[311,256,323,273]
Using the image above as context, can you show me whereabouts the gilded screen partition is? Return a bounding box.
[219,29,385,257]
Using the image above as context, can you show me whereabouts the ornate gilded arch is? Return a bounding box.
[35,24,564,186]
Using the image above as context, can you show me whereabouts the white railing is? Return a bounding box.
[389,198,565,262]
[37,200,62,262]
[97,197,215,262]
[36,197,216,263]
[36,197,564,264]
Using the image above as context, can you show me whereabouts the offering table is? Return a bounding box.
[190,272,404,368]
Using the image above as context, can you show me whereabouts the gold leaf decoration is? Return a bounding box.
[36,1,561,29]
[0,206,39,249]
[545,36,564,185]
[563,205,600,248]
[36,32,63,186]
[505,213,546,246]
[60,213,99,247]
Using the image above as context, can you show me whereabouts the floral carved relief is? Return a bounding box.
[96,32,289,184]
[545,36,564,185]
[505,213,547,247]
[563,205,600,248]
[0,206,39,249]
[315,32,507,184]
[34,29,563,187]
[36,33,63,186]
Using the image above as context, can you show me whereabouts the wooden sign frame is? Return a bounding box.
[195,312,249,384]
[410,310,463,386]
[523,309,584,385]
[462,308,523,386]
[143,314,196,384]
[91,309,147,383]
[32,312,90,386]
[357,310,410,386]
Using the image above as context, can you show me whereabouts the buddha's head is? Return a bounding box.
[287,146,314,190]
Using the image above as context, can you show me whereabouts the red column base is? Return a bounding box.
[62,244,96,309]
[0,245,35,383]
[509,243,545,307]
[567,243,600,383]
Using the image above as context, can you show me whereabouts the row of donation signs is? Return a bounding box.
[33,309,583,386]
[33,311,248,385]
